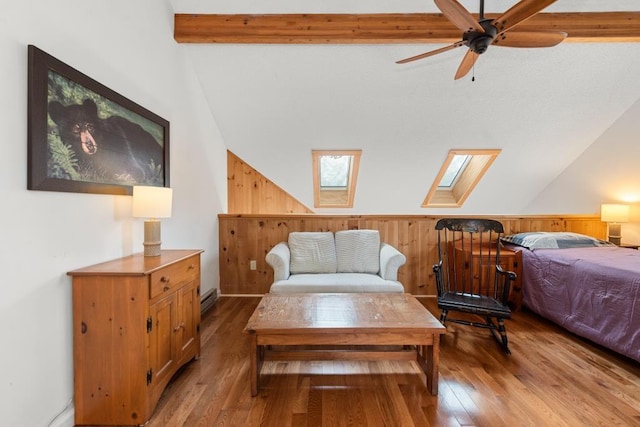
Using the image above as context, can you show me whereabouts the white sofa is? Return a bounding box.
[266,230,406,293]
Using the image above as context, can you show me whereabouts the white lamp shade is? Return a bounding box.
[600,203,630,223]
[132,186,173,219]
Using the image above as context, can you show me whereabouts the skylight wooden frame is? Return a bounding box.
[312,150,361,208]
[423,149,501,208]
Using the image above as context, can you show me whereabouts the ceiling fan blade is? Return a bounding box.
[493,30,567,48]
[434,0,484,33]
[454,49,479,80]
[396,41,466,64]
[493,0,557,34]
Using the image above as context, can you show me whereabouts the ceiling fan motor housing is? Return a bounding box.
[464,19,498,54]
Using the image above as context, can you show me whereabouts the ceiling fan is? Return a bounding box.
[397,0,567,79]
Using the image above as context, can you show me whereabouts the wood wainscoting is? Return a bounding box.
[218,214,606,295]
[227,150,314,214]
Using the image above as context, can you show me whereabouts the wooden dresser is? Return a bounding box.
[68,249,203,426]
[449,241,523,311]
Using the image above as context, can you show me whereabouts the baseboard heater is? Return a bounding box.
[200,288,218,314]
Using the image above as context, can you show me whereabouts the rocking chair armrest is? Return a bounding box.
[496,265,517,303]
[432,260,443,275]
[432,260,444,296]
[496,265,517,281]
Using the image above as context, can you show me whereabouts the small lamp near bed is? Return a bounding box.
[132,185,173,256]
[600,203,629,245]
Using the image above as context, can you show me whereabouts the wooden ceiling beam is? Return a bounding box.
[174,12,640,44]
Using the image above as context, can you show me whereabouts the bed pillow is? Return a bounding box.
[335,229,381,274]
[288,231,337,274]
[500,232,614,250]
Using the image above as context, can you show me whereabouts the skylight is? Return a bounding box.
[438,154,471,188]
[312,150,361,208]
[423,149,501,208]
[320,155,350,188]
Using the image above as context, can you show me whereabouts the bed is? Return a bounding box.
[500,232,640,362]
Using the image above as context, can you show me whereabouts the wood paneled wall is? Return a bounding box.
[218,214,607,295]
[227,150,313,214]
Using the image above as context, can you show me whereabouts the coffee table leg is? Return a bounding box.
[250,335,258,396]
[416,336,440,396]
[426,335,440,395]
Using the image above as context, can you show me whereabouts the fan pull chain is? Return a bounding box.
[472,64,475,82]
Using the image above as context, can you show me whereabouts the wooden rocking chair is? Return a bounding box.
[433,218,516,354]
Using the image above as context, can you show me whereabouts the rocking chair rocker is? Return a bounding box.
[433,218,516,354]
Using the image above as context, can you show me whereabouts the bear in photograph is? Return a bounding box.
[48,98,163,185]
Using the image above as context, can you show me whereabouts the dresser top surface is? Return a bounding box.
[67,249,203,276]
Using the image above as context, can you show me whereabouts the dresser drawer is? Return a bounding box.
[150,256,200,299]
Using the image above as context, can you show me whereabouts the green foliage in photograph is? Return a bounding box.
[47,131,80,181]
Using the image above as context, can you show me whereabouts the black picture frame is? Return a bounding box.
[27,45,170,195]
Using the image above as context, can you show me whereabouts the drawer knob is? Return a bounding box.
[161,276,170,283]
[188,264,195,270]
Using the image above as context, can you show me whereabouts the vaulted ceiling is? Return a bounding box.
[169,1,640,214]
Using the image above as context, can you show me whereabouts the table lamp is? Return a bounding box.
[132,186,173,256]
[600,203,629,245]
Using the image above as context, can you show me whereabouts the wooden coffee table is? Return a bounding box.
[243,293,446,396]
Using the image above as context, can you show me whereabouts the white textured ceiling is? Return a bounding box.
[170,1,640,214]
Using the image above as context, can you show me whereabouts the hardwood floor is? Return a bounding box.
[148,296,640,427]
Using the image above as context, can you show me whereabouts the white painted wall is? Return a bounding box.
[525,98,640,242]
[0,1,226,426]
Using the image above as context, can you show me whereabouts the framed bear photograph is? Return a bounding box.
[27,45,170,195]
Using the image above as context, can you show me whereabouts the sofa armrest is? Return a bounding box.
[379,243,406,281]
[266,242,291,281]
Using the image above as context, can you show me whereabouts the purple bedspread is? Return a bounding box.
[520,246,640,362]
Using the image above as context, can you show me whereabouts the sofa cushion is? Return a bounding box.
[335,230,380,274]
[269,273,404,293]
[288,231,337,274]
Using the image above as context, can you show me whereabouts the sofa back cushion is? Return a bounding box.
[288,231,337,274]
[335,230,380,274]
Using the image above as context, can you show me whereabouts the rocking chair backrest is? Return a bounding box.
[435,218,509,303]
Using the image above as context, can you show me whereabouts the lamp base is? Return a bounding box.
[143,219,162,256]
[608,223,622,246]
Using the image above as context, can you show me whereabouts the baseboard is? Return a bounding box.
[200,288,218,314]
[220,293,265,297]
[48,402,74,427]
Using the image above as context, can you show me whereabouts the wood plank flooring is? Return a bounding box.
[148,296,640,427]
